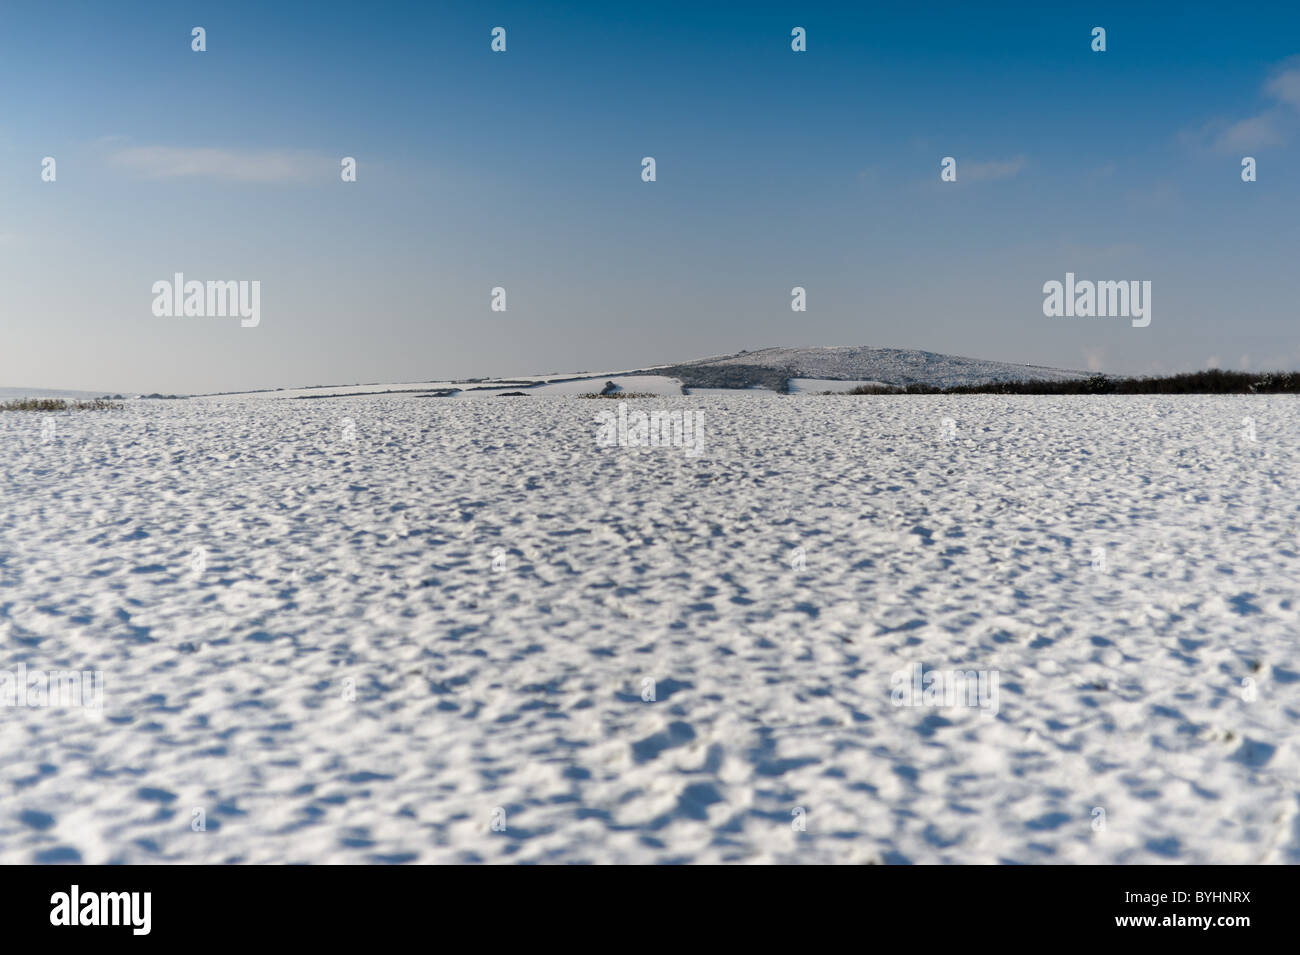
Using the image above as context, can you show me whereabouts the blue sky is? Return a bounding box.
[2,1,1299,392]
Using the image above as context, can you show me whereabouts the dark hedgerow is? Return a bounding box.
[1,398,125,412]
[843,370,1300,396]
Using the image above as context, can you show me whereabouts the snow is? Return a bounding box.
[214,381,463,400]
[211,345,1084,403]
[214,374,685,401]
[528,375,683,397]
[1,393,1297,864]
[787,378,890,393]
[682,385,771,396]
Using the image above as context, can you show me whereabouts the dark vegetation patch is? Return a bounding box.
[1,398,124,411]
[844,370,1300,396]
[576,392,660,399]
[650,363,793,393]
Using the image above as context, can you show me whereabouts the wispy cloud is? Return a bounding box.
[106,144,332,183]
[1184,112,1285,152]
[1264,58,1300,110]
[1184,56,1300,151]
[1216,113,1284,150]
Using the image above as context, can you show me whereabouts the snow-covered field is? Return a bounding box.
[217,372,684,401]
[787,378,891,394]
[1,393,1297,864]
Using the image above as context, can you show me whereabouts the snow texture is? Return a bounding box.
[1,393,1297,864]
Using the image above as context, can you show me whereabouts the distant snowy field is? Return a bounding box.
[1,394,1298,864]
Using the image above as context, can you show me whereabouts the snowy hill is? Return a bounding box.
[648,346,1087,391]
[158,346,1087,400]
